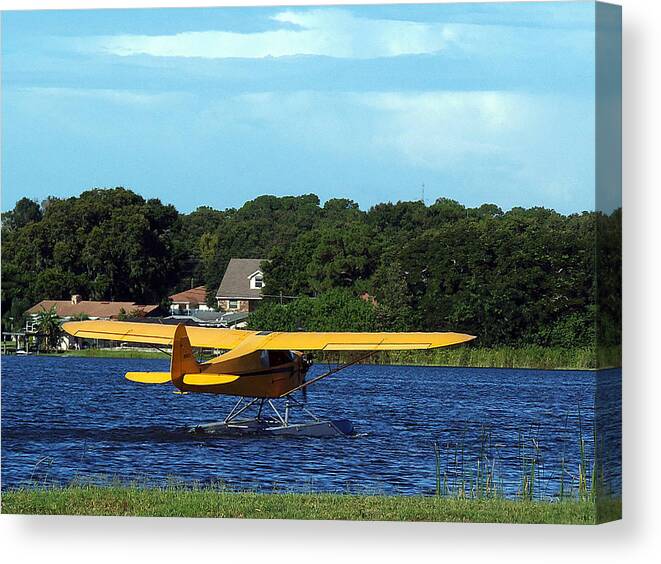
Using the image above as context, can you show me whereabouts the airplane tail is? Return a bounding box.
[170,323,201,388]
[125,325,239,388]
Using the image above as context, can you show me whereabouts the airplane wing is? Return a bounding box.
[62,320,475,352]
[62,320,255,350]
[251,331,476,350]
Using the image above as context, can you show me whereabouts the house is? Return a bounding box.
[25,295,160,349]
[168,286,212,315]
[25,295,160,323]
[167,285,252,327]
[216,258,266,313]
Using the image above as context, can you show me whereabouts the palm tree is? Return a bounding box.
[35,306,62,351]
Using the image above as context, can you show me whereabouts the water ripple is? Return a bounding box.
[1,356,621,498]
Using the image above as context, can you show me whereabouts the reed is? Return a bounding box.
[433,441,441,497]
[431,409,614,506]
[320,345,620,370]
[434,427,502,500]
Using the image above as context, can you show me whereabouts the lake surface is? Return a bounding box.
[1,356,621,499]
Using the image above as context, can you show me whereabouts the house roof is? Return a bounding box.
[216,258,266,299]
[221,311,250,323]
[169,285,207,304]
[166,311,225,323]
[165,311,249,327]
[26,300,159,319]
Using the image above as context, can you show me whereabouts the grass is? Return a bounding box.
[352,345,621,370]
[22,344,622,370]
[0,485,619,524]
[41,348,169,359]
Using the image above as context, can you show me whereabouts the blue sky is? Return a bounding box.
[1,2,599,214]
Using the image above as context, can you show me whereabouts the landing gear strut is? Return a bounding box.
[190,394,355,437]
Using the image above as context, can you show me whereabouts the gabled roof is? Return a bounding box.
[26,300,159,319]
[169,285,207,304]
[216,258,266,299]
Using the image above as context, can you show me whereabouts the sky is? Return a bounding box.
[1,2,601,214]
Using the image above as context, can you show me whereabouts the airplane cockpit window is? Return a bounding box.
[268,350,294,366]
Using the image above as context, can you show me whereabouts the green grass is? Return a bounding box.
[0,485,620,524]
[322,345,620,370]
[34,344,620,369]
[44,348,169,359]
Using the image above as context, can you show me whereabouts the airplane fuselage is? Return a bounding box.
[175,349,309,398]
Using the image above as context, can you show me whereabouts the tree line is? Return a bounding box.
[1,187,621,348]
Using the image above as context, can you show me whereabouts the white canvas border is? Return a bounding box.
[1,0,658,562]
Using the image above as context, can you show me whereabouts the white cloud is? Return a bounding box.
[68,7,594,63]
[354,91,532,168]
[78,10,460,60]
[204,90,531,169]
[196,89,593,209]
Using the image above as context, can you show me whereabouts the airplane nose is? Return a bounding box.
[301,353,313,372]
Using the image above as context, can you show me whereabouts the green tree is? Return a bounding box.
[371,257,416,331]
[1,197,42,230]
[305,224,377,293]
[1,187,609,350]
[248,289,377,332]
[2,187,181,314]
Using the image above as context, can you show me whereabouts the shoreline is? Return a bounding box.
[0,486,621,524]
[2,345,620,371]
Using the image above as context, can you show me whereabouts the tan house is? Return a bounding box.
[25,294,159,350]
[216,258,266,313]
[25,295,159,323]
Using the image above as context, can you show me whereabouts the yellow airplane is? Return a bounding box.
[63,320,475,437]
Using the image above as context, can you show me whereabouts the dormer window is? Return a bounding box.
[249,271,264,290]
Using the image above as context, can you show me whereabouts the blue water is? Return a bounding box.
[1,356,621,498]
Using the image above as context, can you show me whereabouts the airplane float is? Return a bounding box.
[63,321,475,437]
